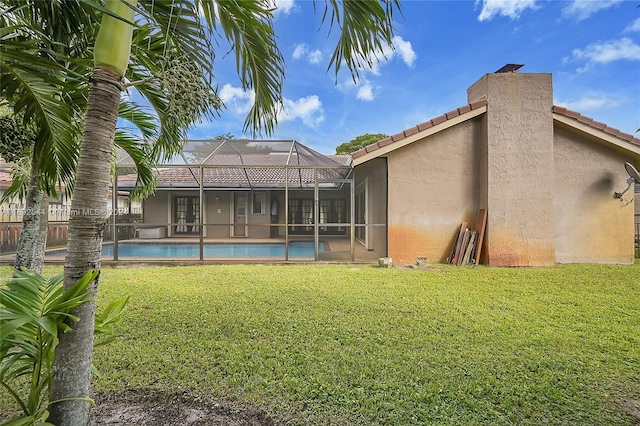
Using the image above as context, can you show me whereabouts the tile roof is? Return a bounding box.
[351,101,640,161]
[117,164,349,189]
[552,106,640,146]
[351,100,488,160]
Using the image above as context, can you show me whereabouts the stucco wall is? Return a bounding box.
[248,191,271,239]
[143,192,168,227]
[354,158,387,258]
[206,192,231,238]
[386,119,483,264]
[468,73,556,266]
[554,126,635,263]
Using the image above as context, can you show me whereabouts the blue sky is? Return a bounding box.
[187,0,640,155]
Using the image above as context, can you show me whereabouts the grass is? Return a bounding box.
[1,263,639,425]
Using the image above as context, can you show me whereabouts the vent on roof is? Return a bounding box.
[495,64,524,73]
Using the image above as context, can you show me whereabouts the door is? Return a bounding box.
[233,193,247,237]
[174,196,199,235]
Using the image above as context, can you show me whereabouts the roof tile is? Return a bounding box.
[604,127,620,138]
[564,109,581,119]
[391,132,406,142]
[577,115,593,125]
[353,101,489,159]
[431,114,447,126]
[379,137,394,147]
[617,132,634,142]
[553,105,640,146]
[470,99,488,109]
[445,109,460,120]
[365,142,380,153]
[351,148,367,159]
[458,104,471,114]
[404,126,419,137]
[417,120,434,131]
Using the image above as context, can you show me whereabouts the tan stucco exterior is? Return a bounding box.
[469,73,556,266]
[384,118,483,264]
[354,71,638,266]
[206,192,231,238]
[553,126,635,263]
[143,191,169,227]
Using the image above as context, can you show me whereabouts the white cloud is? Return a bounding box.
[571,37,640,71]
[269,0,296,16]
[278,95,324,127]
[562,0,623,21]
[292,43,323,65]
[624,17,640,33]
[292,43,307,60]
[307,49,322,64]
[366,35,416,75]
[356,82,375,102]
[554,95,622,112]
[219,84,254,114]
[392,36,416,68]
[476,0,538,21]
[219,84,324,128]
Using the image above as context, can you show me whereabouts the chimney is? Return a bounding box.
[467,67,556,266]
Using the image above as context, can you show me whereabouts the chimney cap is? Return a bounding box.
[495,64,524,73]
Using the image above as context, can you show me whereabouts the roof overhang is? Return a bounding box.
[352,104,487,166]
[553,113,640,167]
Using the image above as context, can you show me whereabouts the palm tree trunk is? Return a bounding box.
[48,66,122,426]
[14,154,49,274]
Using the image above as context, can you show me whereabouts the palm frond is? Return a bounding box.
[0,38,82,197]
[202,0,284,136]
[322,0,402,83]
[114,131,157,198]
[0,269,96,419]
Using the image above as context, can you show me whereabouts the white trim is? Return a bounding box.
[166,194,172,237]
[230,192,249,237]
[553,114,640,159]
[202,193,207,237]
[252,191,266,214]
[352,106,487,166]
[355,178,372,250]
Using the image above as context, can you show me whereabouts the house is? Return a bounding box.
[2,66,639,264]
[352,66,640,266]
[0,162,74,253]
[113,140,356,259]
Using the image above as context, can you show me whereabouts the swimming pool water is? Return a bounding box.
[98,241,325,258]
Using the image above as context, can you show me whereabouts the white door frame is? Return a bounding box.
[230,192,249,237]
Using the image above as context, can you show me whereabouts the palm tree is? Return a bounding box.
[0,0,218,274]
[0,0,90,273]
[43,1,401,424]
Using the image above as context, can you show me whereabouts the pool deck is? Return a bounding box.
[0,237,381,265]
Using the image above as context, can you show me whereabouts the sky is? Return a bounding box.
[186,0,640,155]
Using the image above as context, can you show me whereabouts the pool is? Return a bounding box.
[96,241,325,258]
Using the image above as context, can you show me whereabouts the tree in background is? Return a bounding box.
[0,116,49,273]
[336,133,389,155]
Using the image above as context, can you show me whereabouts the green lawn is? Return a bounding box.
[1,263,639,425]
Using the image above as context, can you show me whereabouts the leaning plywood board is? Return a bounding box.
[451,222,467,265]
[462,231,476,265]
[457,228,471,266]
[473,209,487,265]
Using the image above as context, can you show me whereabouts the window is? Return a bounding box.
[252,192,265,214]
[288,198,347,235]
[174,196,200,234]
